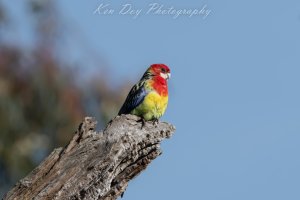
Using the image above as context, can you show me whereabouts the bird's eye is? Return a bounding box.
[161,68,166,73]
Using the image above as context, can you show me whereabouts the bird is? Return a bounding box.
[118,64,171,124]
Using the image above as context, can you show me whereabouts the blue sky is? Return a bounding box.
[5,0,300,199]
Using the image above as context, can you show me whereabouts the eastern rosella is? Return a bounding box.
[118,64,171,121]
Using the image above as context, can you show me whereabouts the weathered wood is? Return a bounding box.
[3,114,175,200]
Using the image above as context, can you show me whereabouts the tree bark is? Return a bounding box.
[3,114,175,200]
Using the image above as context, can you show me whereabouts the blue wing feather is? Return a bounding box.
[118,82,148,115]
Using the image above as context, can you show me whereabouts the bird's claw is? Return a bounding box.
[152,119,159,127]
[137,118,146,129]
[137,118,159,129]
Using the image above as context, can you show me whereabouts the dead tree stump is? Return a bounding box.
[3,114,175,200]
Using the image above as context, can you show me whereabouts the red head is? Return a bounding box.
[147,64,171,80]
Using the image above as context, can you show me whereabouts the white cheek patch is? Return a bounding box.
[160,72,169,80]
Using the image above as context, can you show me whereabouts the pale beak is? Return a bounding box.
[166,73,171,80]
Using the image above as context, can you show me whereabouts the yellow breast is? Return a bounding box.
[131,91,168,120]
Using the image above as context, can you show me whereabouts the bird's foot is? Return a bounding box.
[137,118,146,129]
[152,118,159,127]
